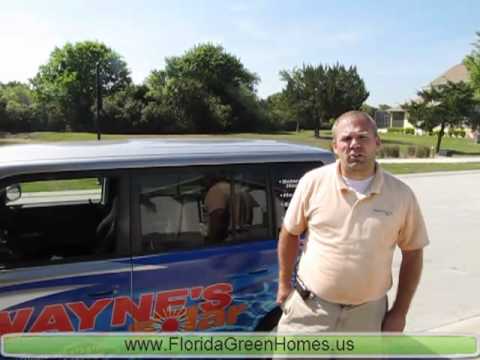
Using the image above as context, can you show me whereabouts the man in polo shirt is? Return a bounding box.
[276,110,428,332]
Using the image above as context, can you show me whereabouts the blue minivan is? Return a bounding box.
[0,139,334,336]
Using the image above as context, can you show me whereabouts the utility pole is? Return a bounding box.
[95,62,102,140]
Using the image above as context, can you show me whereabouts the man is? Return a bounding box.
[276,111,428,333]
[204,180,231,243]
[204,179,256,243]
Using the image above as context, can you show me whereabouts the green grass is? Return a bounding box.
[379,133,480,155]
[21,178,100,192]
[1,130,478,151]
[382,162,480,174]
[4,130,479,155]
[11,132,126,142]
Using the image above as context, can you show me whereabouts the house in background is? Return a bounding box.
[374,107,414,130]
[374,63,470,132]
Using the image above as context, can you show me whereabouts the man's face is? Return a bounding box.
[332,115,381,178]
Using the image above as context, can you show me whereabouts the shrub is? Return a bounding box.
[380,145,400,158]
[406,146,417,157]
[404,128,414,135]
[452,129,466,138]
[415,146,431,158]
[387,127,404,134]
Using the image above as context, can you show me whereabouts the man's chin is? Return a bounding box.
[346,160,365,168]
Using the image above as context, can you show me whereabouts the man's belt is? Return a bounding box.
[295,277,362,308]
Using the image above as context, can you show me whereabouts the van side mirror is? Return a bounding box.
[5,184,21,202]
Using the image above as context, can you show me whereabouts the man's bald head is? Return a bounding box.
[332,111,378,140]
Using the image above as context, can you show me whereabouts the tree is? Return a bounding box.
[265,92,297,131]
[31,41,131,131]
[403,81,477,153]
[360,103,378,118]
[0,82,40,132]
[378,104,391,111]
[280,64,369,137]
[102,84,149,133]
[146,43,261,133]
[464,31,480,99]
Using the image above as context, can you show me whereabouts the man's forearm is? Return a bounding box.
[391,249,423,315]
[277,227,300,287]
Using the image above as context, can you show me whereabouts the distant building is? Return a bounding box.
[374,63,472,133]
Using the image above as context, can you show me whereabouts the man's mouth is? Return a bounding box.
[348,153,364,161]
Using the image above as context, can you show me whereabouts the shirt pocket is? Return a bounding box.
[361,207,401,249]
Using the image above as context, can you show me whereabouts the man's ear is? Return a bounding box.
[331,140,337,155]
[375,135,381,147]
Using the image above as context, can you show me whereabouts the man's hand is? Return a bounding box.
[382,309,406,332]
[276,282,293,306]
[277,227,300,306]
[383,249,423,332]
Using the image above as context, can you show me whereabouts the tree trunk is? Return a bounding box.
[296,119,300,133]
[435,121,446,154]
[314,116,321,138]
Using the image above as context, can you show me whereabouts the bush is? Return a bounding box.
[451,129,466,138]
[415,146,431,158]
[406,146,417,157]
[386,127,414,135]
[387,127,404,134]
[378,145,400,158]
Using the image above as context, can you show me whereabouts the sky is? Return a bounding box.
[0,0,479,106]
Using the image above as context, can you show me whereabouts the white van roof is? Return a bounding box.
[0,139,334,178]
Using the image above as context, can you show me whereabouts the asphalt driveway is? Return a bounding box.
[390,170,480,332]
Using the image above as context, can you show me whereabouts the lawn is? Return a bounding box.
[2,129,480,158]
[379,132,480,155]
[21,178,101,192]
[382,162,480,174]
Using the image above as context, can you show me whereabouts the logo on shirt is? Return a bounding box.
[373,208,392,216]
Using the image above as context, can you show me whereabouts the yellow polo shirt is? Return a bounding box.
[283,161,429,305]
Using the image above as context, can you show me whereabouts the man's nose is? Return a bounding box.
[349,137,361,148]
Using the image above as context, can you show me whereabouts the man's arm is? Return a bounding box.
[382,248,423,332]
[208,209,229,243]
[276,226,300,305]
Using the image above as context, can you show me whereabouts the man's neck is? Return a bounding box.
[340,163,376,180]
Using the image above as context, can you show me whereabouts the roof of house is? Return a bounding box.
[0,139,334,179]
[394,63,470,109]
[429,63,469,87]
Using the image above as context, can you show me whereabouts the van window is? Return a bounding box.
[272,162,324,233]
[0,175,123,269]
[138,165,270,253]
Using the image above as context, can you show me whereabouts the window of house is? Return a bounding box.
[391,111,405,127]
[137,165,270,253]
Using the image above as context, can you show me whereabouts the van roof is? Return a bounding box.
[0,139,334,179]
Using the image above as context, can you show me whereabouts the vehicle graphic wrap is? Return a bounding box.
[0,241,279,335]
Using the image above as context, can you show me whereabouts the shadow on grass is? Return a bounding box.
[381,139,419,146]
[449,150,480,156]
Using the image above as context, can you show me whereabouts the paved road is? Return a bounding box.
[390,170,480,333]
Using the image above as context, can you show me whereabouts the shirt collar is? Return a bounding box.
[335,160,384,195]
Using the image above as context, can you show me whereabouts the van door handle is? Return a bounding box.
[249,268,268,275]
